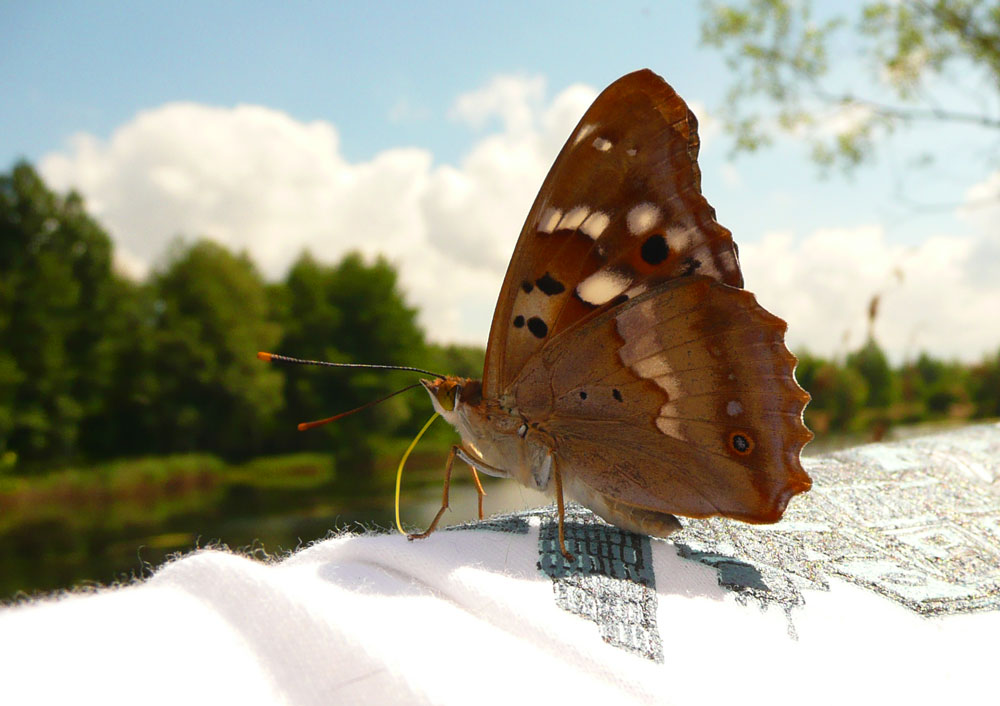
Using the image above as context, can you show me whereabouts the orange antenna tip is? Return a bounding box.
[257,351,273,362]
[296,383,423,433]
[297,416,338,431]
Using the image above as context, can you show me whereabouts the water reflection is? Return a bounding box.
[0,474,549,602]
[6,422,934,602]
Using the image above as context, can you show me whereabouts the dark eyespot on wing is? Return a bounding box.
[612,389,623,402]
[640,234,669,265]
[579,390,587,400]
[521,281,534,294]
[535,272,565,295]
[729,431,754,455]
[527,317,548,338]
[513,315,525,328]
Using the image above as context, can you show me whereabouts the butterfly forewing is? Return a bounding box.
[483,70,743,398]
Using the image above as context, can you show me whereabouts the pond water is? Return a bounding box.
[0,472,549,602]
[5,421,952,602]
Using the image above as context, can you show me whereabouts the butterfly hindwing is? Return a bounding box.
[513,276,812,524]
[483,70,743,398]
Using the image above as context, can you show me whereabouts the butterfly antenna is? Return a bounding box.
[258,351,447,379]
[295,383,424,431]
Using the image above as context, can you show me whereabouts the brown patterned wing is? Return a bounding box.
[483,69,743,398]
[513,276,812,523]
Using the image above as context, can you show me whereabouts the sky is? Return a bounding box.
[3,1,998,363]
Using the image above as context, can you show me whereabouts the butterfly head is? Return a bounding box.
[421,377,460,415]
[420,376,482,420]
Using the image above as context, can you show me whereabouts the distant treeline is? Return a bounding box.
[798,343,999,441]
[2,163,998,473]
[1,163,482,475]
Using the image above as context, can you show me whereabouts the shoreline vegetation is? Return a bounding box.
[3,162,999,600]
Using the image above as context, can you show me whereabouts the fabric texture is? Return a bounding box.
[2,423,999,705]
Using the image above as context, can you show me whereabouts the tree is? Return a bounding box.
[700,1,1000,185]
[795,350,868,432]
[0,163,126,466]
[911,352,969,415]
[275,252,428,479]
[75,275,158,459]
[426,343,485,380]
[847,338,897,409]
[969,348,1000,418]
[145,240,284,459]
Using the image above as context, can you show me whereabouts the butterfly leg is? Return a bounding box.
[470,468,486,520]
[454,445,503,521]
[407,445,459,541]
[552,457,574,562]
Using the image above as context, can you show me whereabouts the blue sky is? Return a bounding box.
[3,2,998,361]
[4,2,722,163]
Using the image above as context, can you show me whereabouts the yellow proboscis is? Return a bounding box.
[395,412,440,536]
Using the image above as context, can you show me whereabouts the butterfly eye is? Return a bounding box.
[436,383,459,412]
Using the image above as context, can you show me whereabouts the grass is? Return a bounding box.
[0,453,336,534]
[0,451,352,600]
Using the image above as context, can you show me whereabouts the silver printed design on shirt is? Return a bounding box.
[675,423,1000,631]
[537,504,663,663]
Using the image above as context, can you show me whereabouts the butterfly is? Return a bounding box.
[414,69,813,559]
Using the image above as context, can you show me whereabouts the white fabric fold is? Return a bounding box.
[2,424,999,705]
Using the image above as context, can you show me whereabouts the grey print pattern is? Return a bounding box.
[537,505,664,663]
[675,423,1000,626]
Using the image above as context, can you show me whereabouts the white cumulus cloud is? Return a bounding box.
[40,78,598,346]
[740,221,1000,363]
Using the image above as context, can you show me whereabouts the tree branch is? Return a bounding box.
[815,90,1000,129]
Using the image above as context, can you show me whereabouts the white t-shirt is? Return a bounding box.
[2,423,998,705]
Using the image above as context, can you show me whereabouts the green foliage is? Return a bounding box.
[0,165,449,473]
[846,338,897,408]
[969,349,1000,418]
[899,352,970,418]
[0,163,126,467]
[230,453,335,489]
[861,1,1000,96]
[425,342,486,379]
[700,0,1000,171]
[78,276,159,459]
[796,351,868,433]
[145,240,284,459]
[274,252,430,483]
[0,453,227,533]
[794,341,997,440]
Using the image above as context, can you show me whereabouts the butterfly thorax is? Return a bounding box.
[421,376,554,491]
